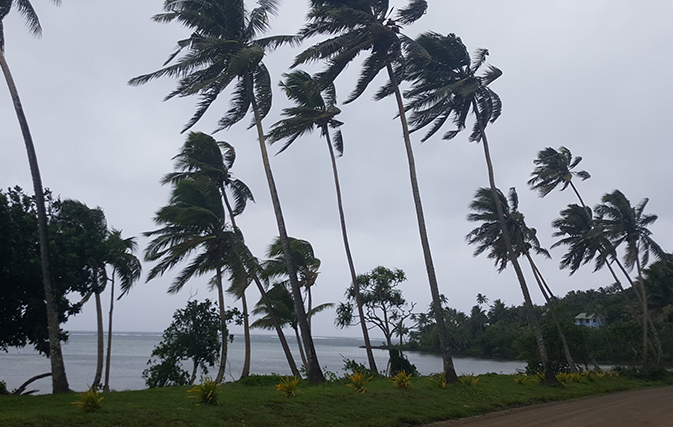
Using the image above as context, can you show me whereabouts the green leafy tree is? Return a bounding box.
[596,190,664,366]
[528,146,591,207]
[295,0,458,384]
[405,32,556,383]
[267,70,378,373]
[144,177,251,383]
[143,299,222,387]
[0,0,67,394]
[129,0,322,382]
[336,266,415,351]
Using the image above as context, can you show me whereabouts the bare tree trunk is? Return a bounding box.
[293,325,308,370]
[103,275,115,392]
[92,290,105,388]
[215,268,228,383]
[473,99,556,384]
[635,257,649,366]
[240,291,251,378]
[323,130,378,373]
[247,75,324,382]
[387,64,457,384]
[0,49,69,394]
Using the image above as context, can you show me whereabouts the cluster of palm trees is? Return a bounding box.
[466,145,665,370]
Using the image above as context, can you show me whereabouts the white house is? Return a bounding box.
[574,312,605,328]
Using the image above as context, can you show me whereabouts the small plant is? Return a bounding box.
[275,376,301,397]
[458,373,479,388]
[0,380,7,395]
[71,386,103,412]
[346,371,372,393]
[536,372,545,381]
[188,377,220,405]
[428,372,448,389]
[514,374,527,385]
[391,370,413,389]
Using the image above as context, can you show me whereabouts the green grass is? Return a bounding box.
[0,374,669,427]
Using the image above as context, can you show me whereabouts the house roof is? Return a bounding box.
[574,312,603,320]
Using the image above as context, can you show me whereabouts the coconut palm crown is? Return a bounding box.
[528,146,591,204]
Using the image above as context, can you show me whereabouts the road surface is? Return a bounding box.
[427,386,673,427]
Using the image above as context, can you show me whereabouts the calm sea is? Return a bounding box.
[0,332,525,394]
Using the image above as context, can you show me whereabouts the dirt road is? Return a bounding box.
[427,386,673,427]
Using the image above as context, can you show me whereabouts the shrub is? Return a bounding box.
[342,357,379,379]
[71,386,103,413]
[391,370,412,389]
[458,374,479,387]
[188,377,220,405]
[275,376,301,397]
[346,371,372,393]
[428,372,448,389]
[0,380,7,395]
[513,374,527,385]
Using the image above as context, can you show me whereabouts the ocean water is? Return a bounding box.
[0,332,525,394]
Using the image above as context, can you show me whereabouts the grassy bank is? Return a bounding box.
[0,373,669,427]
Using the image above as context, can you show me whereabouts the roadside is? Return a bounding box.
[427,385,673,427]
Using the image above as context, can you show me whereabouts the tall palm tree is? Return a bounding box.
[164,131,298,378]
[129,0,323,382]
[294,0,458,383]
[528,146,591,207]
[595,190,664,366]
[102,229,142,392]
[144,177,251,383]
[467,187,578,372]
[405,32,556,382]
[267,70,377,372]
[0,0,67,394]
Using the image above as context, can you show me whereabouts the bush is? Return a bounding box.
[388,349,418,376]
[0,380,8,395]
[346,371,372,393]
[458,374,479,387]
[428,373,448,389]
[275,376,301,397]
[391,371,412,389]
[71,386,103,413]
[188,377,220,405]
[342,357,379,378]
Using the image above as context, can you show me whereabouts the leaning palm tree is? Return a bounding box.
[528,146,591,207]
[405,32,556,382]
[595,190,664,366]
[294,0,458,383]
[267,70,377,372]
[102,229,142,392]
[163,131,298,378]
[129,0,323,382]
[0,0,67,394]
[144,177,251,383]
[467,187,578,372]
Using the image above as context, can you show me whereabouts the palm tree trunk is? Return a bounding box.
[247,74,324,382]
[103,275,115,392]
[251,274,299,376]
[92,289,104,388]
[323,129,378,373]
[293,325,308,370]
[387,64,457,384]
[240,291,251,378]
[569,181,587,209]
[473,99,556,384]
[526,253,578,373]
[215,267,228,383]
[0,49,69,394]
[635,256,649,366]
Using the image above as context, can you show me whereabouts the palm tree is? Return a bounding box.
[102,229,142,392]
[251,282,333,369]
[129,0,323,382]
[528,146,591,207]
[0,0,67,394]
[406,32,555,382]
[467,187,577,372]
[144,177,251,383]
[267,70,377,372]
[595,190,664,366]
[164,131,298,378]
[295,0,458,383]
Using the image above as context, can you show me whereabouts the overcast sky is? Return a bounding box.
[2,0,672,340]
